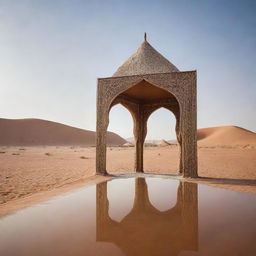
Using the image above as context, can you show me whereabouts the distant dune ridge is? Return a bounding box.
[0,118,126,146]
[197,126,256,147]
[0,118,255,147]
[128,126,256,147]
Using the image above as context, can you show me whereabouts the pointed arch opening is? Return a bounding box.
[144,107,180,174]
[107,103,135,174]
[104,79,182,175]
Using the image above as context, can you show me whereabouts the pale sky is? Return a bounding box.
[0,0,255,140]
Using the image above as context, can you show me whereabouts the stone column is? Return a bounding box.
[96,82,108,175]
[180,74,198,178]
[134,105,147,173]
[170,108,182,175]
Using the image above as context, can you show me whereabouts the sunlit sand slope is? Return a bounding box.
[0,118,126,146]
[197,126,256,147]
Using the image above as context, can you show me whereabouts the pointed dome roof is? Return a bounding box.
[113,35,179,77]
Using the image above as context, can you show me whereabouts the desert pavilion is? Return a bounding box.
[96,34,198,178]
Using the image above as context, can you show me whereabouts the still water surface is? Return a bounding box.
[0,177,256,256]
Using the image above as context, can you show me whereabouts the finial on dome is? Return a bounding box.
[144,32,147,41]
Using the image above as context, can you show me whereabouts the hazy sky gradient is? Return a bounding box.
[0,0,255,139]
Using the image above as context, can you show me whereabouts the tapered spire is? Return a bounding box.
[113,35,179,77]
[144,32,147,41]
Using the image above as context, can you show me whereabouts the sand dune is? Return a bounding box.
[198,126,256,147]
[128,126,256,147]
[0,118,255,147]
[0,118,126,146]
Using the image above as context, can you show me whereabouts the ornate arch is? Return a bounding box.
[96,71,197,177]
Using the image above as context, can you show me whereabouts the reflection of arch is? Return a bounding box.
[96,178,198,256]
[146,177,179,211]
[107,178,135,222]
[96,72,197,177]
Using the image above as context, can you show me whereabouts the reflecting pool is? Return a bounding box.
[0,177,256,256]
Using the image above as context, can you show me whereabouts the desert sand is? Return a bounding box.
[0,121,256,216]
[198,125,256,147]
[0,145,256,214]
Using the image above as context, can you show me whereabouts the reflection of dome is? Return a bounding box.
[96,178,198,256]
[113,36,179,77]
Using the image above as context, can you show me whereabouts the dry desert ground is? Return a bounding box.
[0,145,256,216]
[1,121,256,216]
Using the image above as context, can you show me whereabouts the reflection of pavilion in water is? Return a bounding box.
[96,178,198,256]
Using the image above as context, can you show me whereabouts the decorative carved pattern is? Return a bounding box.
[96,71,197,178]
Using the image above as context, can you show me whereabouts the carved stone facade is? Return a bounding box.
[96,71,198,178]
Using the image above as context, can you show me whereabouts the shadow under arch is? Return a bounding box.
[96,178,198,256]
[106,79,183,174]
